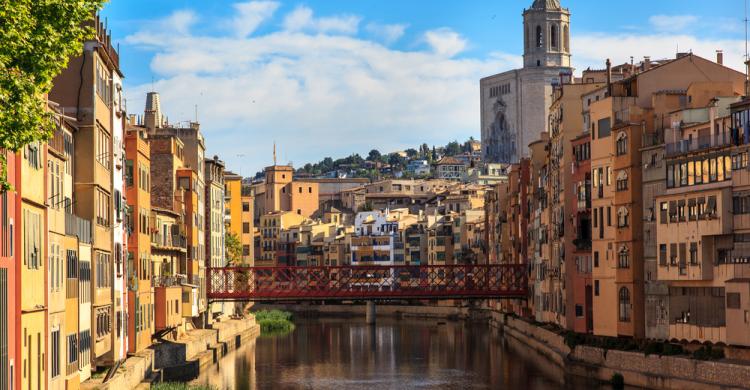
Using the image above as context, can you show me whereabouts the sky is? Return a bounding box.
[101,0,744,176]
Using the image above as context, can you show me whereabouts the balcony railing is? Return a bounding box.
[152,274,194,288]
[65,213,92,244]
[642,130,664,148]
[665,133,733,157]
[151,233,187,249]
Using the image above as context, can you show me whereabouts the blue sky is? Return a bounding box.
[101,0,744,175]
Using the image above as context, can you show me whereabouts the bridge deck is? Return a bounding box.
[207,264,528,302]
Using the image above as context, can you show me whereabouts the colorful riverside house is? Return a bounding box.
[111,68,128,365]
[125,123,154,354]
[1,149,17,389]
[590,53,744,339]
[204,157,227,319]
[47,106,78,390]
[223,171,254,265]
[18,137,49,390]
[49,14,120,369]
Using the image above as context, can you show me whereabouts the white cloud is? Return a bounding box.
[125,10,512,174]
[365,22,407,44]
[572,32,745,73]
[424,28,468,57]
[231,1,279,38]
[648,15,698,33]
[282,5,360,35]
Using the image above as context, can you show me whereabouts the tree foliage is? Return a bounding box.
[0,0,105,189]
[225,232,242,265]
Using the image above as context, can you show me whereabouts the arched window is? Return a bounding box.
[563,25,570,52]
[619,287,631,322]
[616,170,628,191]
[618,245,630,268]
[616,131,628,155]
[617,206,629,227]
[536,25,543,48]
[551,24,558,49]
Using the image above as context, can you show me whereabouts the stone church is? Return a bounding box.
[480,0,572,163]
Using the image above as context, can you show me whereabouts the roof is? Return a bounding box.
[531,0,560,9]
[436,156,464,166]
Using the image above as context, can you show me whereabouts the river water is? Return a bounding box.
[191,317,610,389]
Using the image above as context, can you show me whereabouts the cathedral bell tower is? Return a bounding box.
[523,0,571,68]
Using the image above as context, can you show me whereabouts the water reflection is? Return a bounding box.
[192,317,606,389]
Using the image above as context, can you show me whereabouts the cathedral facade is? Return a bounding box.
[480,0,572,163]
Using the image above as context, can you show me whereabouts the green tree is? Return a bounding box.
[225,232,242,265]
[444,141,461,156]
[367,149,382,161]
[388,153,406,168]
[405,148,418,158]
[0,0,105,190]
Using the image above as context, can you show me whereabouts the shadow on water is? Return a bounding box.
[192,317,633,389]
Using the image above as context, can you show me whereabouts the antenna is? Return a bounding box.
[273,141,277,166]
[194,104,198,123]
[151,76,154,92]
[746,0,749,61]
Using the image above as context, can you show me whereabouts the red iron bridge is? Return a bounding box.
[206,264,528,302]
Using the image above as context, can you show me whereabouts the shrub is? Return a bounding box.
[692,345,724,361]
[252,310,295,336]
[610,373,625,389]
[152,383,215,390]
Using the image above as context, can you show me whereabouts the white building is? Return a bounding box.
[435,157,466,181]
[111,70,128,361]
[407,160,431,176]
[480,0,572,163]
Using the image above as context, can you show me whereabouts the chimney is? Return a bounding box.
[644,56,651,70]
[716,50,724,65]
[606,58,612,96]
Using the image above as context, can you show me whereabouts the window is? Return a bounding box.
[51,329,60,378]
[67,334,77,369]
[594,280,600,296]
[688,199,697,221]
[536,25,543,47]
[96,126,111,169]
[617,207,629,228]
[660,202,668,224]
[25,142,42,170]
[242,202,250,212]
[575,304,583,318]
[618,246,630,268]
[550,24,558,48]
[607,206,611,227]
[95,252,111,288]
[619,287,631,322]
[677,200,686,222]
[727,293,741,309]
[23,209,41,269]
[659,244,667,266]
[95,59,112,106]
[689,242,698,265]
[616,132,628,155]
[598,118,611,138]
[125,160,134,187]
[616,170,628,191]
[96,189,111,226]
[243,222,250,234]
[242,245,250,256]
[707,196,717,216]
[594,251,599,268]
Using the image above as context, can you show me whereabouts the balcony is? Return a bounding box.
[642,130,664,148]
[573,238,592,251]
[665,133,733,157]
[65,213,92,244]
[152,274,190,288]
[151,233,187,251]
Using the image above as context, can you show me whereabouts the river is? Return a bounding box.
[191,316,611,389]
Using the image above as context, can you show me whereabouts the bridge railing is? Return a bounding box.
[207,264,528,301]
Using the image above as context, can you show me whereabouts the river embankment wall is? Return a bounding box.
[81,317,260,389]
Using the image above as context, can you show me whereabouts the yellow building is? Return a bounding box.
[224,172,254,264]
[259,211,307,266]
[19,140,48,390]
[264,165,320,218]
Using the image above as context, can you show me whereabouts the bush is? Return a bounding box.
[610,373,624,389]
[692,345,724,360]
[252,310,295,336]
[152,383,215,390]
